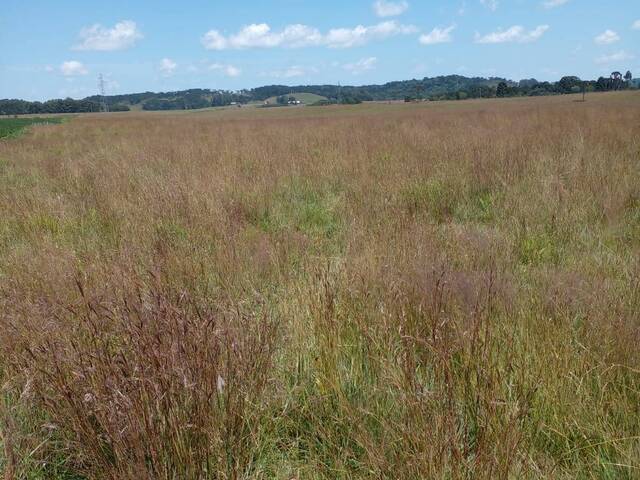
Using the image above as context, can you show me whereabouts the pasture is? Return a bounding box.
[0,92,639,479]
[0,117,65,139]
[263,92,327,105]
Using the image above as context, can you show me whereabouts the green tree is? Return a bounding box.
[558,76,581,94]
[496,82,508,98]
[610,72,623,90]
[596,77,609,91]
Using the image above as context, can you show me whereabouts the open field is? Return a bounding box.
[0,92,639,479]
[0,117,66,139]
[264,93,328,105]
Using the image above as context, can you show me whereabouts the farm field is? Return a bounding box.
[1,92,639,479]
[0,117,65,139]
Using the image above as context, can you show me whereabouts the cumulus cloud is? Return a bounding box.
[159,58,177,76]
[201,21,417,50]
[594,30,620,45]
[201,31,228,50]
[326,21,417,48]
[595,50,634,65]
[542,0,569,8]
[343,57,378,74]
[373,0,409,17]
[209,63,241,77]
[480,0,499,11]
[202,24,320,49]
[419,25,455,45]
[267,65,320,78]
[632,20,640,30]
[475,25,549,43]
[73,20,142,51]
[60,60,88,76]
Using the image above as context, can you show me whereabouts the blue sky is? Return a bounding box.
[1,0,638,100]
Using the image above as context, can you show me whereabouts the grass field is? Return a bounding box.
[0,117,65,139]
[264,92,327,105]
[0,92,639,479]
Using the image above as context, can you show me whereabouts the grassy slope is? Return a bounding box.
[264,92,327,104]
[0,91,639,479]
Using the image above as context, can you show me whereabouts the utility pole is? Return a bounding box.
[98,74,109,113]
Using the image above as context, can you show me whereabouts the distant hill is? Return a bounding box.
[264,93,327,105]
[249,75,509,103]
[1,74,637,115]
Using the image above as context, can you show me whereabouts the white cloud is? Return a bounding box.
[268,65,320,78]
[594,30,620,45]
[159,58,177,76]
[595,51,634,65]
[325,21,417,48]
[225,65,241,77]
[632,20,640,30]
[480,0,498,11]
[73,20,143,51]
[542,0,569,8]
[419,25,455,45]
[201,21,417,50]
[201,30,228,50]
[344,57,378,74]
[60,60,88,76]
[373,0,409,17]
[209,63,241,77]
[204,23,322,49]
[475,25,549,44]
[44,65,55,73]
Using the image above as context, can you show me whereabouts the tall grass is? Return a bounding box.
[1,93,639,478]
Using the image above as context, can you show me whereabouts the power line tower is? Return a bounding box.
[98,74,109,113]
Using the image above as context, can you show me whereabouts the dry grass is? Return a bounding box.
[1,92,639,479]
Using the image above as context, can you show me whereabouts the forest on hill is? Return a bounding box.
[1,72,636,115]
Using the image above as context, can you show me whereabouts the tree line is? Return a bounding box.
[0,98,130,116]
[488,71,634,100]
[1,72,636,115]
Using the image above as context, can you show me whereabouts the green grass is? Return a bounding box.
[264,93,328,105]
[0,117,65,138]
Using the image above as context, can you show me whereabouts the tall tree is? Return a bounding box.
[496,82,508,98]
[610,72,623,90]
[558,76,581,94]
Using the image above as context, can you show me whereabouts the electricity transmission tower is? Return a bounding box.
[98,74,109,113]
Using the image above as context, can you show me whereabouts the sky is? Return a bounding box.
[1,0,639,101]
